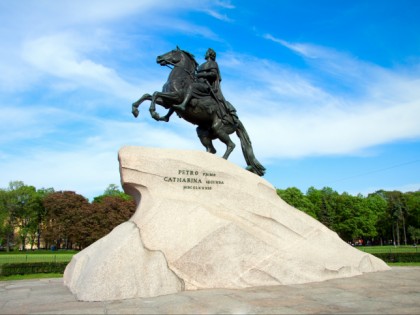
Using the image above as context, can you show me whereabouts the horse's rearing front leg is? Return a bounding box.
[132,93,152,118]
[149,92,161,121]
[160,108,175,122]
[149,91,182,121]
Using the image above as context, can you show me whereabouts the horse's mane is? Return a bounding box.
[181,50,199,69]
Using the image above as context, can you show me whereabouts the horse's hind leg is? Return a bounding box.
[197,127,216,154]
[219,132,236,159]
[213,126,236,159]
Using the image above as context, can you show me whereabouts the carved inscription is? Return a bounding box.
[163,169,224,190]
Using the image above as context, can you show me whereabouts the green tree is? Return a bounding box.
[333,193,382,243]
[387,191,408,245]
[92,184,132,203]
[405,191,420,244]
[0,188,14,251]
[277,187,317,218]
[369,190,393,245]
[0,181,46,250]
[333,192,360,241]
[407,226,420,245]
[306,187,338,229]
[13,183,38,250]
[364,193,388,245]
[370,190,412,245]
[30,187,55,249]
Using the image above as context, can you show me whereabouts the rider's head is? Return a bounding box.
[205,48,216,61]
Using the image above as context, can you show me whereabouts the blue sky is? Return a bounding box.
[1,0,419,200]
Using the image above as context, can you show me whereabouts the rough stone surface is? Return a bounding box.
[63,221,183,301]
[64,146,389,301]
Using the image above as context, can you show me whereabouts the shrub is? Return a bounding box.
[0,262,68,276]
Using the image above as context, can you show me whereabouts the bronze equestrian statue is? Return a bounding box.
[132,47,266,176]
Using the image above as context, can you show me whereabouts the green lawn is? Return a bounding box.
[0,251,75,281]
[357,245,418,254]
[388,262,420,266]
[0,250,77,264]
[357,246,419,265]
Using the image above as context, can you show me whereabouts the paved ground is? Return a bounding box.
[0,267,419,314]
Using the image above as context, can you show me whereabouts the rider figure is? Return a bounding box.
[174,48,237,124]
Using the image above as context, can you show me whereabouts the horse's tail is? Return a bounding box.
[236,120,266,176]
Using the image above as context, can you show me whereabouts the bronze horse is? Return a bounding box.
[132,47,265,176]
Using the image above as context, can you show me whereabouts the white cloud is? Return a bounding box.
[21,32,140,100]
[0,1,194,29]
[263,35,317,58]
[0,1,229,93]
[218,44,420,160]
[204,9,233,22]
[263,35,390,87]
[242,99,420,159]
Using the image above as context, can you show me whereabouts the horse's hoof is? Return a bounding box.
[246,165,256,173]
[132,109,139,118]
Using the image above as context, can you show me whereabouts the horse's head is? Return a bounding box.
[156,46,198,70]
[157,47,181,66]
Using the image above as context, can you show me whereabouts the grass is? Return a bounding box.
[357,245,418,254]
[0,251,74,281]
[0,250,76,264]
[388,262,420,266]
[0,250,78,255]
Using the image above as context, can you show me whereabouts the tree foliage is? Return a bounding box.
[1,180,419,249]
[276,187,316,218]
[42,187,135,250]
[92,184,132,203]
[0,181,53,251]
[82,196,136,246]
[1,182,135,251]
[43,191,91,250]
[277,186,419,244]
